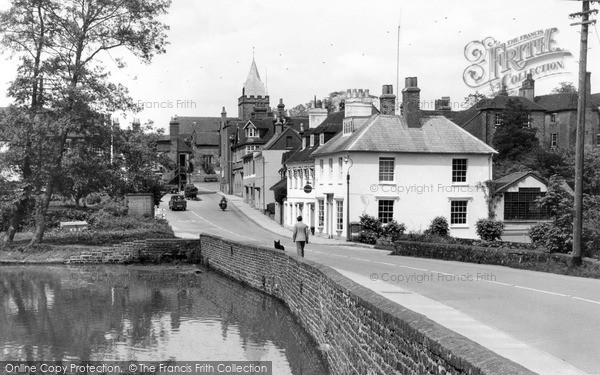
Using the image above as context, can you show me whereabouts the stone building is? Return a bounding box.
[455,73,600,150]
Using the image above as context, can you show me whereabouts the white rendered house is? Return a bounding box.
[311,79,497,239]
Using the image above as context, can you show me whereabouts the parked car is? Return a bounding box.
[168,195,187,211]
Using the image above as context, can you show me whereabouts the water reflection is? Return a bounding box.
[0,265,328,374]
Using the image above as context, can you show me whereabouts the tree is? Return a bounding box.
[462,91,488,109]
[0,0,170,245]
[492,99,540,162]
[289,103,309,117]
[551,82,577,94]
[109,125,170,206]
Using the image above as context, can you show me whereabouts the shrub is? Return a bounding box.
[46,217,175,245]
[529,222,571,253]
[425,216,449,237]
[86,193,102,205]
[357,214,382,244]
[100,200,127,216]
[359,214,382,235]
[381,220,406,242]
[357,230,379,244]
[475,219,505,241]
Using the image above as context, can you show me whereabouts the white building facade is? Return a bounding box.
[311,80,497,239]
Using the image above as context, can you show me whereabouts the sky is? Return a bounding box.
[0,0,599,132]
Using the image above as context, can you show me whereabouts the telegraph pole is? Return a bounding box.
[570,0,597,266]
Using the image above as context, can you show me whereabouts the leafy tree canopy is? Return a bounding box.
[492,99,540,162]
[551,82,577,94]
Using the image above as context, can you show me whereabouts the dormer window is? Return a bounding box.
[310,134,315,147]
[246,126,258,138]
[319,133,324,145]
[302,137,306,149]
[343,118,354,135]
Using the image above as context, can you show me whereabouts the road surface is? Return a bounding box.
[163,190,600,375]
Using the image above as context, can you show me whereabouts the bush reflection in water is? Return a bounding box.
[0,265,328,375]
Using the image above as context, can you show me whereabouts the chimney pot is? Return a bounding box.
[380,84,397,115]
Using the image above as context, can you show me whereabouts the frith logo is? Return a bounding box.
[463,27,572,92]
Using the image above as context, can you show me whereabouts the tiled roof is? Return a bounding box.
[312,114,497,156]
[477,96,546,111]
[452,106,481,128]
[269,177,287,191]
[262,126,300,151]
[193,131,220,146]
[284,110,350,165]
[534,93,578,112]
[236,118,274,147]
[492,171,545,193]
[285,144,318,165]
[177,137,193,153]
[177,116,223,133]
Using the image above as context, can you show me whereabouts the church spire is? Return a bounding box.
[243,56,266,97]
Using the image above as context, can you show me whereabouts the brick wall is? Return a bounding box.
[66,239,200,264]
[198,234,534,375]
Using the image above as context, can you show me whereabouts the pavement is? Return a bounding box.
[213,189,370,248]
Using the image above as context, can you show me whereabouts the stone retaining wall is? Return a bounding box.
[66,239,200,264]
[198,234,534,375]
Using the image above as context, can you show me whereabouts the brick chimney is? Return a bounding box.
[402,78,421,128]
[518,74,535,101]
[380,85,396,115]
[277,98,286,118]
[169,115,179,139]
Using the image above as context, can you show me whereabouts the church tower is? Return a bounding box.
[238,57,270,122]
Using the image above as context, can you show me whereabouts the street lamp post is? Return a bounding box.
[345,155,353,241]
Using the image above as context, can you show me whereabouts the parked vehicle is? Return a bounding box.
[169,195,187,211]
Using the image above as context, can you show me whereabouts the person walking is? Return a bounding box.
[292,215,310,257]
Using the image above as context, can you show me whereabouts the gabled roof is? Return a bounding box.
[262,126,300,151]
[492,171,546,193]
[236,118,274,147]
[312,114,497,157]
[176,137,193,153]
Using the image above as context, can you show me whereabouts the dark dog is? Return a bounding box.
[274,240,285,251]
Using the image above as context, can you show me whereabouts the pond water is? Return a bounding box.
[0,265,328,374]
